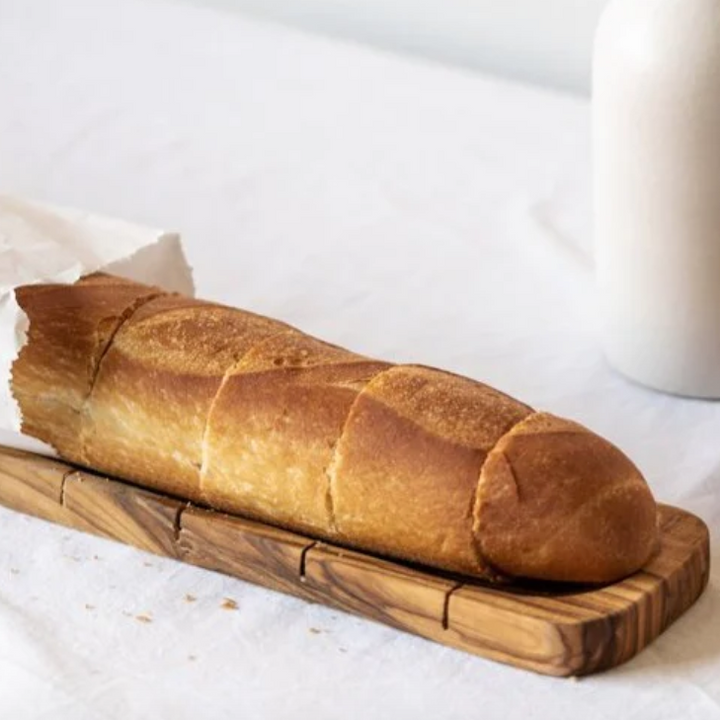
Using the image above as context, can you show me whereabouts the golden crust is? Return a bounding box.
[11,274,164,460]
[11,275,660,584]
[474,413,659,583]
[82,294,288,500]
[332,365,533,576]
[202,330,390,535]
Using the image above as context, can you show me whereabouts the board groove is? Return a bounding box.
[0,446,710,676]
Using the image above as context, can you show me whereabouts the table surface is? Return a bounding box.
[1,0,718,718]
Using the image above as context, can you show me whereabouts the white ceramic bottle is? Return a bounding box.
[594,0,720,397]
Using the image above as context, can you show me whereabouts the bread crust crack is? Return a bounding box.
[79,290,168,463]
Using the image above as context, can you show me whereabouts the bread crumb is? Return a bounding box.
[221,598,238,611]
[309,627,322,635]
[135,614,153,624]
[143,561,153,567]
[185,594,197,603]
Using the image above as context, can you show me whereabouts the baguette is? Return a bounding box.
[11,274,658,583]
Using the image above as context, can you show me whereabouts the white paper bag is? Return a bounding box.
[0,195,194,456]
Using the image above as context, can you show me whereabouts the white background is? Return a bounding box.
[1,0,719,717]
[181,0,610,93]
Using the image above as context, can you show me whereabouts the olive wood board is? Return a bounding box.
[0,445,709,677]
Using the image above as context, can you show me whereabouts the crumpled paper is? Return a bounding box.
[0,195,194,455]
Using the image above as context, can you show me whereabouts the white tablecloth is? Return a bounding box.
[0,0,718,717]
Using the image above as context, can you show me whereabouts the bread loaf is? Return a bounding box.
[11,274,658,583]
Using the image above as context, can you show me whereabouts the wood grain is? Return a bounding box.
[0,447,72,524]
[444,506,710,675]
[63,472,184,557]
[0,446,710,676]
[177,506,317,601]
[303,542,460,637]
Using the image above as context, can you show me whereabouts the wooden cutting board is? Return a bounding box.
[0,445,709,677]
